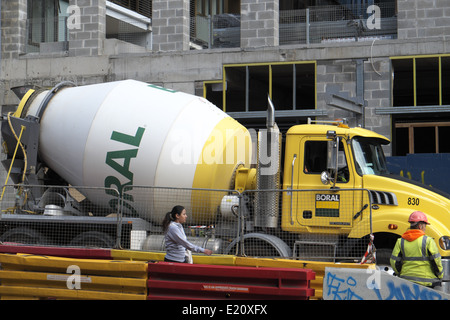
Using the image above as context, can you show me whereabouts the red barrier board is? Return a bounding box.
[147,262,315,300]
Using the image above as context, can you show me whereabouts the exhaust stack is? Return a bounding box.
[254,96,281,228]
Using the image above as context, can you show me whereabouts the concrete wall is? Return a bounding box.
[1,0,450,154]
[397,0,450,39]
[152,0,190,52]
[1,0,27,59]
[2,37,450,149]
[68,0,106,57]
[241,0,279,48]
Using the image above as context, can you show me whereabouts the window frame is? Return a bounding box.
[204,61,317,113]
[391,54,450,107]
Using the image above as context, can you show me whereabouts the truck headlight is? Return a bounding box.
[439,236,450,250]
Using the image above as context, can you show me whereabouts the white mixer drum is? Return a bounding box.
[23,80,252,224]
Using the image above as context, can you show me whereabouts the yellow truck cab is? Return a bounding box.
[281,120,450,264]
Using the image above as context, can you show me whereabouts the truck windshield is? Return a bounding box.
[352,137,389,176]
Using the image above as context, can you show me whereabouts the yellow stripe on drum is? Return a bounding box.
[191,117,252,222]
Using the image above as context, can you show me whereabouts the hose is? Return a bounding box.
[0,112,28,202]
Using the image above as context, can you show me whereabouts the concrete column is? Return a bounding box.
[68,0,106,56]
[241,0,279,48]
[1,0,27,59]
[152,0,190,52]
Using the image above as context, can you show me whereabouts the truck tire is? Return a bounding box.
[69,231,115,248]
[0,227,48,245]
[224,233,292,258]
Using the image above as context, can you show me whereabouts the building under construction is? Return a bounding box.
[1,0,450,182]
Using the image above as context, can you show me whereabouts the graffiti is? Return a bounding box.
[373,280,448,300]
[324,268,449,300]
[325,272,364,300]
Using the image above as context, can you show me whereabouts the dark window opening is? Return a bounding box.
[248,65,270,112]
[392,59,414,107]
[219,62,316,113]
[416,58,439,106]
[392,116,450,156]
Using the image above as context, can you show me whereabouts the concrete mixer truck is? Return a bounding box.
[1,79,450,267]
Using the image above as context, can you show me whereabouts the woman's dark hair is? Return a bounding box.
[162,205,185,233]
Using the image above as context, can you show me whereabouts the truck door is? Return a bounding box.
[296,136,355,230]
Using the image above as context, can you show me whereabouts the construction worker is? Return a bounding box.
[390,211,444,287]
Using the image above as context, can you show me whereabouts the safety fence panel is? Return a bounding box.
[190,4,397,49]
[0,184,241,254]
[147,261,315,300]
[0,184,374,264]
[121,185,242,255]
[0,253,148,300]
[238,188,373,262]
[280,3,397,45]
[0,184,122,249]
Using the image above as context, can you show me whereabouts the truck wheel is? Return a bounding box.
[224,233,292,258]
[69,231,115,248]
[0,227,48,245]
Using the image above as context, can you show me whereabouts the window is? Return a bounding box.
[205,62,316,113]
[352,137,389,176]
[203,81,224,109]
[392,55,450,107]
[190,0,240,48]
[27,0,69,46]
[304,141,327,174]
[394,122,450,155]
[391,55,450,156]
[304,140,349,183]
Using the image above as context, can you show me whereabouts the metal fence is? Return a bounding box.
[0,184,373,263]
[0,185,122,248]
[280,3,397,45]
[190,13,241,49]
[238,188,373,262]
[190,3,397,49]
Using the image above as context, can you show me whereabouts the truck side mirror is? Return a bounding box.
[321,134,339,187]
[326,139,337,170]
[320,170,331,185]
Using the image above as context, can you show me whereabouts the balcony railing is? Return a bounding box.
[190,3,397,49]
[280,3,397,45]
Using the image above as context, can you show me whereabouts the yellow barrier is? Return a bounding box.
[0,244,375,300]
[110,249,237,266]
[0,253,148,300]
